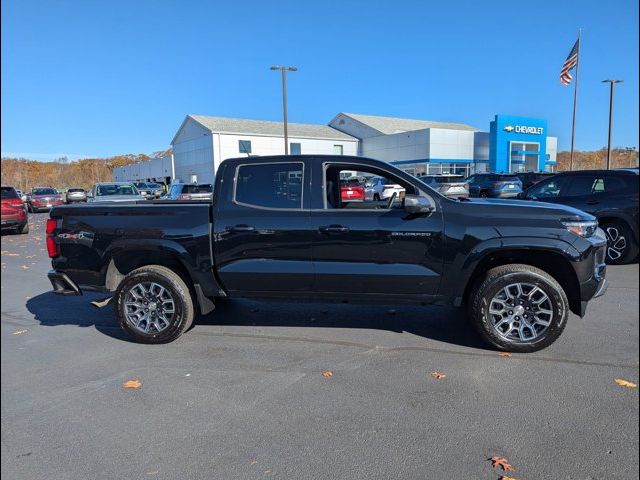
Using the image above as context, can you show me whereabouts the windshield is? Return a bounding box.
[1,187,19,199]
[96,184,139,196]
[32,188,57,195]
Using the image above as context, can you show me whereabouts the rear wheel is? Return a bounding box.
[479,190,489,198]
[601,220,636,265]
[115,265,195,343]
[470,264,568,352]
[373,193,380,201]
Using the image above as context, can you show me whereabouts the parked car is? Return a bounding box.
[364,176,406,202]
[134,182,163,199]
[519,168,639,264]
[1,185,28,234]
[65,188,87,204]
[164,183,214,201]
[27,187,65,212]
[47,154,608,352]
[340,179,365,202]
[418,174,470,198]
[516,171,556,190]
[88,182,144,202]
[466,173,522,198]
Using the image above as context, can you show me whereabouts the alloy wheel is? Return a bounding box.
[123,281,176,334]
[604,226,627,262]
[488,282,553,343]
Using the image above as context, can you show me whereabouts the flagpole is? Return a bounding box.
[569,29,581,171]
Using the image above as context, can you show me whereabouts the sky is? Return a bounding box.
[1,0,638,161]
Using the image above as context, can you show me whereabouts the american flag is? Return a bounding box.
[560,39,580,85]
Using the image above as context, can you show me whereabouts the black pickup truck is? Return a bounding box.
[46,155,608,352]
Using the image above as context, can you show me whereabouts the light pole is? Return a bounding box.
[270,65,297,155]
[602,79,623,169]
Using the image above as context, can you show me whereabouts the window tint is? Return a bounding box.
[96,184,138,196]
[235,163,303,209]
[183,184,213,194]
[32,188,57,195]
[67,188,84,193]
[1,187,19,199]
[527,176,570,198]
[239,140,252,154]
[565,176,600,196]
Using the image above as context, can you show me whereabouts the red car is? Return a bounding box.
[340,180,365,202]
[27,187,64,213]
[1,185,29,234]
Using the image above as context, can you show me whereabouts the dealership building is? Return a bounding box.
[113,112,557,184]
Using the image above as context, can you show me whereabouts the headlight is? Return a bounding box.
[562,220,598,238]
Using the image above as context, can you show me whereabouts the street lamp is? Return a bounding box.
[270,65,298,155]
[602,79,623,169]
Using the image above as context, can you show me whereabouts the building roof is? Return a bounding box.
[335,112,479,134]
[186,115,356,141]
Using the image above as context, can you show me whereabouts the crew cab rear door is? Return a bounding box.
[213,160,313,295]
[310,160,444,299]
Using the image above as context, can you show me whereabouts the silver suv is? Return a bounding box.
[164,183,213,201]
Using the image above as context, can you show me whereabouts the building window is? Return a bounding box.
[333,145,344,155]
[235,163,303,210]
[239,140,252,154]
[290,143,301,155]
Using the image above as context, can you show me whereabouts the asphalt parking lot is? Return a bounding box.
[1,213,638,479]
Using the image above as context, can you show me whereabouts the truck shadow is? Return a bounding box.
[26,292,490,350]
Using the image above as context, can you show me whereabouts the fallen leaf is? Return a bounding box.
[490,456,515,472]
[498,352,512,358]
[431,372,446,379]
[321,370,333,377]
[615,378,637,388]
[500,477,518,480]
[122,379,142,389]
[20,265,30,270]
[12,329,29,335]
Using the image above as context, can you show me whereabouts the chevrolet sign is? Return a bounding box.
[504,125,543,135]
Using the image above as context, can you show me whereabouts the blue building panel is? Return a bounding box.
[489,115,548,172]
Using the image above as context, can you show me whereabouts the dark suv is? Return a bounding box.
[466,173,522,198]
[520,169,639,264]
[164,183,213,201]
[516,171,556,190]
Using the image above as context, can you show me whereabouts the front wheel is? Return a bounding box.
[601,221,637,265]
[470,264,568,352]
[115,265,195,343]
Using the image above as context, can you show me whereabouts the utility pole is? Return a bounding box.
[270,65,297,155]
[602,79,623,169]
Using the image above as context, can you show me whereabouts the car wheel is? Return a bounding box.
[19,222,29,234]
[601,221,637,265]
[470,264,568,353]
[479,190,489,198]
[115,265,195,344]
[373,193,380,201]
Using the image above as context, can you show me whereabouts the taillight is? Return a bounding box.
[178,193,192,200]
[46,218,60,258]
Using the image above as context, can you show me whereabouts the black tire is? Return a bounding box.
[479,190,489,198]
[601,220,637,265]
[373,193,380,201]
[469,264,569,353]
[115,265,195,344]
[19,222,29,234]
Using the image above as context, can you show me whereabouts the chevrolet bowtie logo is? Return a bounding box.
[503,125,515,132]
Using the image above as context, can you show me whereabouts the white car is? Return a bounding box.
[88,182,144,202]
[364,177,405,202]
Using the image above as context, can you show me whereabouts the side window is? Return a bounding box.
[600,176,628,193]
[564,176,600,197]
[290,143,302,155]
[235,163,303,209]
[528,176,570,199]
[324,165,416,210]
[238,140,252,154]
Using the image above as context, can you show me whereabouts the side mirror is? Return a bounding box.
[404,194,434,214]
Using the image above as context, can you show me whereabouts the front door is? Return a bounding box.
[213,161,313,295]
[310,162,444,299]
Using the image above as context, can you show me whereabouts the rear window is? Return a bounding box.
[96,184,138,196]
[235,163,303,209]
[32,188,57,195]
[496,175,519,181]
[183,184,213,194]
[438,176,465,183]
[1,186,19,199]
[67,188,84,193]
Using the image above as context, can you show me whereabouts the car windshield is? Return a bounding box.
[182,184,212,194]
[147,183,161,188]
[1,187,19,199]
[32,188,57,195]
[97,184,139,196]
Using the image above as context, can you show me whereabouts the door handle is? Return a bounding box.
[319,225,350,234]
[227,224,255,233]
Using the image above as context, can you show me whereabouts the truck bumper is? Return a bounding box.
[48,270,82,295]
